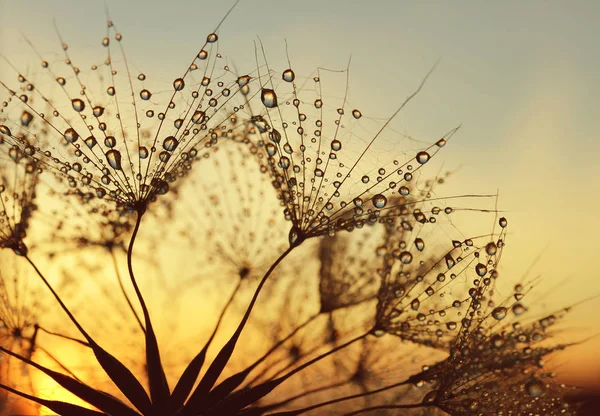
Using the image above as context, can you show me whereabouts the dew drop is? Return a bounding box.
[173,78,185,91]
[84,136,97,149]
[475,263,487,277]
[138,73,146,81]
[106,149,122,170]
[207,33,218,43]
[64,128,79,143]
[140,89,152,100]
[414,238,425,251]
[372,194,387,209]
[491,306,507,320]
[525,379,544,397]
[331,139,342,151]
[71,99,85,112]
[93,106,105,117]
[399,251,413,264]
[416,151,430,164]
[410,298,420,311]
[261,88,278,108]
[139,146,149,159]
[282,69,295,82]
[499,217,508,228]
[352,109,362,119]
[485,242,497,255]
[107,86,116,96]
[192,110,206,124]
[163,136,179,152]
[20,111,34,127]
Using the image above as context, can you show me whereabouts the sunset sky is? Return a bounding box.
[1,0,599,404]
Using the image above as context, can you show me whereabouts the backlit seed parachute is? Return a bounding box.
[0,17,254,213]
[0,130,40,256]
[243,51,454,245]
[372,206,509,349]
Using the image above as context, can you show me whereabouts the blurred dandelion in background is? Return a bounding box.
[0,1,598,415]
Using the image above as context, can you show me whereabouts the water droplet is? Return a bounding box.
[64,128,79,143]
[483,242,498,256]
[416,151,430,164]
[446,321,457,330]
[106,149,122,170]
[331,139,342,151]
[261,89,278,108]
[372,194,387,209]
[282,69,295,82]
[352,109,362,119]
[192,110,206,124]
[84,136,97,149]
[410,298,420,311]
[102,37,109,47]
[491,306,507,320]
[512,303,526,316]
[207,33,218,43]
[138,73,146,81]
[71,99,85,112]
[499,217,508,228]
[163,136,179,152]
[139,147,149,159]
[57,77,66,86]
[475,263,487,277]
[107,86,116,96]
[173,78,185,91]
[20,111,34,127]
[399,251,413,264]
[414,238,424,251]
[525,379,544,397]
[0,124,12,136]
[93,106,105,117]
[314,99,323,109]
[140,89,152,100]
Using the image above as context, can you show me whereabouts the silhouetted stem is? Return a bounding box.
[247,313,320,376]
[276,378,411,415]
[37,345,82,381]
[185,245,295,408]
[36,325,89,347]
[127,209,170,406]
[110,247,145,332]
[343,403,427,415]
[261,377,351,411]
[24,256,92,342]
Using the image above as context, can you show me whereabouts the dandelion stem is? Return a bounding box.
[260,377,352,411]
[272,378,411,415]
[127,209,171,406]
[185,245,294,409]
[110,247,145,333]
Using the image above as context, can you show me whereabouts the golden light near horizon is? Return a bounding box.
[1,1,599,415]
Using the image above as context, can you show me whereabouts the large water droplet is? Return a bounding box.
[173,78,185,91]
[475,263,487,277]
[410,298,420,311]
[352,109,362,119]
[207,33,218,43]
[282,69,295,82]
[0,125,12,136]
[261,89,278,108]
[491,306,507,320]
[163,136,179,152]
[192,110,206,124]
[71,98,85,112]
[139,146,149,159]
[331,139,342,151]
[93,106,105,117]
[414,238,425,251]
[416,151,430,164]
[140,89,152,100]
[20,111,34,127]
[372,194,387,209]
[106,149,122,170]
[64,128,79,143]
[525,379,544,397]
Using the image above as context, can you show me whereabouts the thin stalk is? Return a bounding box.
[184,245,295,410]
[110,247,145,333]
[274,379,411,415]
[261,378,351,412]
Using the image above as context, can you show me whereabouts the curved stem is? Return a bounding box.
[36,325,89,347]
[277,378,411,415]
[262,377,351,411]
[185,245,295,408]
[110,247,145,332]
[126,211,151,326]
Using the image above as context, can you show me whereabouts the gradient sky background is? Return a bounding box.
[1,0,599,389]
